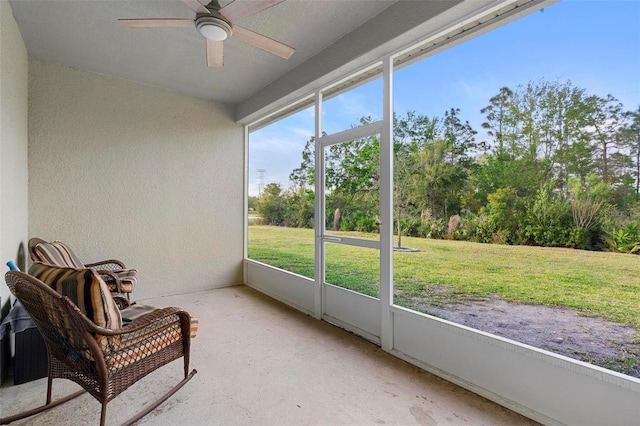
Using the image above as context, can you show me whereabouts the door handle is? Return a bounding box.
[322,236,342,243]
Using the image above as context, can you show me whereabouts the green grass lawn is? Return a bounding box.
[248,225,640,329]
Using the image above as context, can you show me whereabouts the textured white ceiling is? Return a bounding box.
[9,0,396,104]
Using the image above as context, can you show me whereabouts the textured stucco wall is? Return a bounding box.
[0,1,29,307]
[28,59,244,299]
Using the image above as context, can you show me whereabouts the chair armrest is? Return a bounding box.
[83,307,190,337]
[85,259,127,270]
[117,307,190,334]
[95,270,124,293]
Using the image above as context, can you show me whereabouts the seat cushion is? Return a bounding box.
[29,263,122,330]
[32,241,84,269]
[121,304,198,338]
[109,304,198,371]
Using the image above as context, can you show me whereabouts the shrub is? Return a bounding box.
[566,226,592,250]
[491,230,510,245]
[486,187,527,244]
[451,228,468,241]
[523,182,573,247]
[283,187,314,228]
[426,218,446,239]
[340,210,379,233]
[460,212,493,243]
[607,222,640,253]
[256,183,286,226]
[400,217,423,237]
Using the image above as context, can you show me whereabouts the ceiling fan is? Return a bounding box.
[119,0,295,67]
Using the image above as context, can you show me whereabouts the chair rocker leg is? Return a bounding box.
[120,369,197,426]
[100,400,108,426]
[0,389,86,425]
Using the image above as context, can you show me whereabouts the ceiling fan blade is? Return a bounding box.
[220,0,285,22]
[119,19,193,28]
[233,26,294,60]
[207,39,224,67]
[182,0,211,14]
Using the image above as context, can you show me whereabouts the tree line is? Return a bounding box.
[254,79,640,252]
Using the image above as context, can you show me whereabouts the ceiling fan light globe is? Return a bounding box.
[196,16,231,41]
[200,23,227,41]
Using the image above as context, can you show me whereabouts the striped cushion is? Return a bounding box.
[29,263,122,330]
[33,241,84,268]
[104,269,137,294]
[191,317,198,338]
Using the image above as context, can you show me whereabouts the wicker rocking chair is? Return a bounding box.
[1,269,197,426]
[28,237,137,308]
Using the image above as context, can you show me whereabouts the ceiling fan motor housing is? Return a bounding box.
[196,11,232,41]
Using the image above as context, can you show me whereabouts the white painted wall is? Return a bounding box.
[392,307,640,425]
[0,1,29,307]
[28,60,244,299]
[245,259,315,316]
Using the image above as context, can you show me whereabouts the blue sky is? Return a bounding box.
[249,0,640,196]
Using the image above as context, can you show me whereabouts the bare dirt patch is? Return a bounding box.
[410,297,640,378]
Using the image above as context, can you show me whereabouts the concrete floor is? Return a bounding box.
[0,285,539,425]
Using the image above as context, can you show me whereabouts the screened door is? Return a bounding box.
[316,124,383,343]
